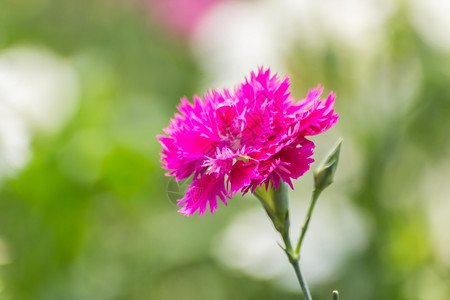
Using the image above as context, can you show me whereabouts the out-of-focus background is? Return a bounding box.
[0,0,449,299]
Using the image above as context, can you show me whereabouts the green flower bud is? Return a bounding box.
[314,138,343,192]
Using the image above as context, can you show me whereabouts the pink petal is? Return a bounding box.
[177,174,228,216]
[229,161,257,194]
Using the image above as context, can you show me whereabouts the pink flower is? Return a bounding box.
[145,0,223,36]
[158,68,338,216]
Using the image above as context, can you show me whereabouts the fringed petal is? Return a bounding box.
[177,174,228,216]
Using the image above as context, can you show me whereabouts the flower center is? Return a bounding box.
[215,99,246,151]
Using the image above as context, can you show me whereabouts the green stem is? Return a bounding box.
[291,259,313,300]
[281,232,312,300]
[295,188,322,255]
[254,183,314,299]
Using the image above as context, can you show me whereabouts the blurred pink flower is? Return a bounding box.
[158,68,338,216]
[146,0,222,36]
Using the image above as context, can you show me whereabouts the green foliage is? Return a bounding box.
[0,1,449,299]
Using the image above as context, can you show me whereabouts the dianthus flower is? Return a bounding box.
[158,68,338,216]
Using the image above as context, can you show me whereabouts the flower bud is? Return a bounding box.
[314,138,343,192]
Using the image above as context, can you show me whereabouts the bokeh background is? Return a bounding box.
[0,0,449,299]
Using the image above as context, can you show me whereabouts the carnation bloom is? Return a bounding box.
[158,68,338,216]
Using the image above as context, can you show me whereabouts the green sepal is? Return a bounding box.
[254,180,290,236]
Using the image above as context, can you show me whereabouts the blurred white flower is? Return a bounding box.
[213,195,368,291]
[0,46,79,179]
[0,46,79,133]
[409,0,450,51]
[191,0,393,89]
[312,0,393,49]
[191,1,287,89]
[0,107,30,180]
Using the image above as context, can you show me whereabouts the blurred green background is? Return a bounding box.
[0,0,449,299]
